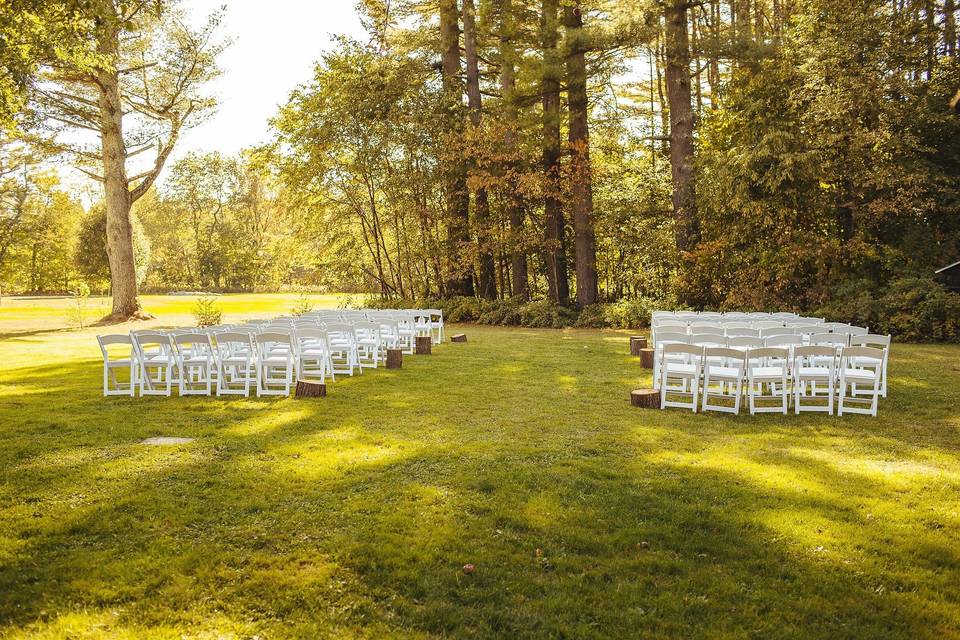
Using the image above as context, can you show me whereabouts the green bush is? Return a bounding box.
[193,295,223,327]
[818,277,960,342]
[477,298,523,325]
[573,304,610,328]
[518,299,579,329]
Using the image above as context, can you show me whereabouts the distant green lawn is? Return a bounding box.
[1,296,959,638]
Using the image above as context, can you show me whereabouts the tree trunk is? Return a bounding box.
[541,0,569,304]
[97,25,141,320]
[440,0,474,296]
[463,0,497,299]
[498,0,529,299]
[944,0,956,58]
[664,0,699,254]
[563,2,598,307]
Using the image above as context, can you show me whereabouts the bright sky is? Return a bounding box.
[173,0,366,163]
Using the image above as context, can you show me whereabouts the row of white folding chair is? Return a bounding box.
[653,333,890,398]
[658,344,884,416]
[104,328,334,397]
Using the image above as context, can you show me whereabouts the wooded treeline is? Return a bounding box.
[2,0,959,327]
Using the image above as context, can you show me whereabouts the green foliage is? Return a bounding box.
[818,277,960,342]
[192,295,223,327]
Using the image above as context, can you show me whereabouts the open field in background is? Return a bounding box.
[1,296,959,638]
[0,293,353,334]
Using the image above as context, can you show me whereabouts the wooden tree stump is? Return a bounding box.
[295,380,326,398]
[629,336,648,355]
[639,348,655,369]
[386,348,403,369]
[451,333,467,343]
[631,388,660,409]
[415,335,432,355]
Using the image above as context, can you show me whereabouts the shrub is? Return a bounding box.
[66,282,93,329]
[291,293,314,316]
[193,295,223,327]
[518,299,579,329]
[573,304,610,328]
[477,298,523,325]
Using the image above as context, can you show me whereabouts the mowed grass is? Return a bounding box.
[1,297,959,638]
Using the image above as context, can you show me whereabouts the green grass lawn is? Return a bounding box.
[1,296,959,638]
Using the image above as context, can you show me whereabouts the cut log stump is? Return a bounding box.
[295,380,326,398]
[386,348,403,369]
[639,348,655,369]
[629,336,648,355]
[451,333,467,343]
[415,335,432,355]
[631,388,660,409]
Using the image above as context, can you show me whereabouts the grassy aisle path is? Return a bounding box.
[0,306,959,638]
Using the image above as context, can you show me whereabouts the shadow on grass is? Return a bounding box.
[1,328,959,637]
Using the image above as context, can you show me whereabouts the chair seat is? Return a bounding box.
[706,365,742,379]
[842,368,877,381]
[797,366,831,378]
[749,366,787,378]
[665,363,697,375]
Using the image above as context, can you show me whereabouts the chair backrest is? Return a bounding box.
[662,343,704,359]
[823,322,852,332]
[849,334,891,348]
[703,347,746,369]
[690,333,726,347]
[846,326,869,336]
[726,327,761,338]
[654,321,687,333]
[654,331,689,346]
[797,316,825,324]
[727,336,763,350]
[761,327,796,338]
[810,332,847,347]
[173,332,213,353]
[97,334,134,360]
[793,345,838,370]
[132,332,173,356]
[840,346,885,368]
[747,347,790,362]
[789,324,821,334]
[754,320,784,329]
[689,322,722,331]
[213,331,256,354]
[764,335,803,348]
[257,331,292,345]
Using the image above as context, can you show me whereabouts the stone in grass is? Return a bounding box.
[140,436,195,445]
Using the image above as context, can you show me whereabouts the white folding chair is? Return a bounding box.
[325,322,359,376]
[214,331,259,397]
[132,332,176,397]
[793,346,836,415]
[353,320,382,371]
[745,347,790,414]
[295,327,333,383]
[659,344,703,412]
[426,308,445,344]
[760,327,796,339]
[849,334,891,397]
[173,332,215,396]
[653,331,690,390]
[727,336,764,352]
[701,347,746,414]
[256,332,295,396]
[837,346,884,417]
[97,334,138,397]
